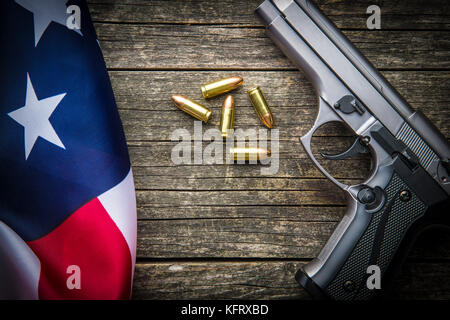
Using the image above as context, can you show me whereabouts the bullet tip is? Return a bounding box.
[223,95,235,109]
[234,76,244,86]
[171,95,185,108]
[262,113,274,129]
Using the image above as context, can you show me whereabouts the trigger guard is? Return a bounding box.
[300,97,347,190]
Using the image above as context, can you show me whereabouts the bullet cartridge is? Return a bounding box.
[201,76,243,99]
[248,87,274,128]
[229,147,271,162]
[171,95,212,123]
[219,95,235,138]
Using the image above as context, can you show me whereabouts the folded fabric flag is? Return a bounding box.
[0,0,137,299]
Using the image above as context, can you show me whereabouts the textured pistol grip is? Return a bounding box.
[298,172,428,300]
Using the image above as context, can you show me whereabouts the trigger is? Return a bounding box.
[321,137,369,160]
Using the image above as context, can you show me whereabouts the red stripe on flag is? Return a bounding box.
[27,198,132,300]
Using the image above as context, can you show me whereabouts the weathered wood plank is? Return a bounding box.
[96,24,450,70]
[133,231,450,299]
[132,159,371,186]
[112,71,450,140]
[132,261,450,299]
[120,108,350,141]
[138,205,346,222]
[121,106,449,141]
[137,190,345,209]
[111,71,449,111]
[136,218,336,258]
[132,261,307,300]
[134,175,357,192]
[88,0,450,300]
[136,218,450,259]
[121,108,448,141]
[128,139,372,183]
[88,0,450,30]
[128,138,368,163]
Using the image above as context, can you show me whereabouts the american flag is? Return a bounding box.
[0,0,137,299]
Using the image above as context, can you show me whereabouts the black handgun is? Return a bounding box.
[256,0,450,300]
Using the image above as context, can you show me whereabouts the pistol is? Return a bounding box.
[256,0,450,300]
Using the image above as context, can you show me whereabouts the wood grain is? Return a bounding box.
[111,71,449,111]
[97,24,450,70]
[133,229,450,299]
[137,205,346,222]
[132,261,450,299]
[111,70,450,141]
[132,261,309,300]
[137,218,335,259]
[88,0,450,299]
[135,218,450,259]
[88,0,450,30]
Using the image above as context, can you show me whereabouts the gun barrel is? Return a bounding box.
[256,0,449,162]
[256,0,449,197]
[294,0,450,161]
[256,0,450,300]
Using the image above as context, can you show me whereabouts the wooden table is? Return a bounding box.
[87,0,450,299]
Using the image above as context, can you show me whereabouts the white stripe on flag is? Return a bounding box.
[98,168,137,291]
[0,220,41,299]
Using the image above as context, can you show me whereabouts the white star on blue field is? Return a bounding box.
[8,74,67,160]
[15,0,82,46]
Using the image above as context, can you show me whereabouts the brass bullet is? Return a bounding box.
[229,147,271,162]
[248,87,274,128]
[201,76,244,99]
[219,95,235,138]
[171,95,212,123]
